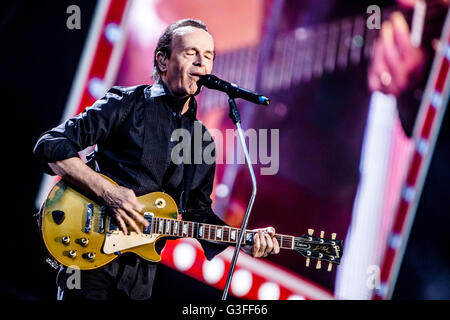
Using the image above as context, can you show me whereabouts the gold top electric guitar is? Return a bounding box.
[38,175,343,271]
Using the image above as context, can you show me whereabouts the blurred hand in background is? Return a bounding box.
[367,9,425,97]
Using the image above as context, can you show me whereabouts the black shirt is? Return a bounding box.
[33,80,228,299]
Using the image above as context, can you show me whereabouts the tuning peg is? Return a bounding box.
[327,262,333,272]
[331,233,336,240]
[308,229,314,236]
[316,260,322,269]
[306,257,310,267]
[320,231,324,238]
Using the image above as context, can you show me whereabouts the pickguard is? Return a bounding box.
[103,232,159,254]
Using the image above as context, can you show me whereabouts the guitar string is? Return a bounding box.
[149,216,313,250]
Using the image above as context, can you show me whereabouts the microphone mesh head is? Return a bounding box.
[197,74,217,88]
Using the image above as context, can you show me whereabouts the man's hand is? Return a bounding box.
[49,157,149,235]
[244,227,280,258]
[367,11,425,97]
[102,185,149,235]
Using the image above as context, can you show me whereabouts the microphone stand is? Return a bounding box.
[222,96,258,300]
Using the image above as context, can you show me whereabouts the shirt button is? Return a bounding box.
[173,112,177,117]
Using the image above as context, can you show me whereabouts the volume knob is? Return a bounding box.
[86,252,95,260]
[61,236,70,245]
[80,237,89,246]
[68,250,77,258]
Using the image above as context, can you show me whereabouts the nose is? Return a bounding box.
[193,54,205,67]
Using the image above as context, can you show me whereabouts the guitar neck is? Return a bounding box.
[150,216,295,250]
[200,2,447,112]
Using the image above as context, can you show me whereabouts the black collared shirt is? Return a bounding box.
[33,81,228,299]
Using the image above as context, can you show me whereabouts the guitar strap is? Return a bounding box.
[180,163,196,214]
[179,122,197,214]
[162,137,196,214]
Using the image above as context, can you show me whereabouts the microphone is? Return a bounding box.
[198,74,270,105]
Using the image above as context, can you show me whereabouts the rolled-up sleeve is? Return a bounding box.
[33,87,132,175]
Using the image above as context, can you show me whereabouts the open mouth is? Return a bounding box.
[190,73,204,79]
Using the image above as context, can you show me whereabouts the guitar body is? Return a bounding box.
[40,176,344,271]
[41,175,178,270]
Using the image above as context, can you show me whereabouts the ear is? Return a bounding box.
[156,51,168,73]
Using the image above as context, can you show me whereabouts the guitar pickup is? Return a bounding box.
[143,212,154,234]
[98,206,106,233]
[84,203,94,233]
[108,216,118,233]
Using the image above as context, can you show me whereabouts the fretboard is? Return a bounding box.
[150,216,295,250]
[199,7,397,112]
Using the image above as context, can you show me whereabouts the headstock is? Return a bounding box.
[293,229,344,272]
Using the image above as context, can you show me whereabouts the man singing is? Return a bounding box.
[34,19,279,300]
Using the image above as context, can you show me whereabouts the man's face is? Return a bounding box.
[159,27,214,97]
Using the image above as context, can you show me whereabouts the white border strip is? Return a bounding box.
[35,0,111,208]
[385,8,450,299]
[103,1,132,89]
[61,0,112,121]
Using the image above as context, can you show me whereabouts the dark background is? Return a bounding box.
[1,0,448,299]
